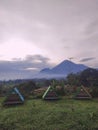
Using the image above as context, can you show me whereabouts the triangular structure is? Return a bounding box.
[3,87,24,106]
[42,86,59,100]
[74,86,92,99]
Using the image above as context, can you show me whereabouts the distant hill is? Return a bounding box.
[39,60,88,79]
[40,68,51,73]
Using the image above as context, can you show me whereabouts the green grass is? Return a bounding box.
[0,97,98,130]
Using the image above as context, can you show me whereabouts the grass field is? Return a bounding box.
[0,97,98,130]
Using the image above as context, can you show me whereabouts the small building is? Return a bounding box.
[3,87,24,106]
[42,86,59,100]
[74,86,92,99]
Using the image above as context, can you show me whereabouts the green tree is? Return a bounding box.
[66,73,80,86]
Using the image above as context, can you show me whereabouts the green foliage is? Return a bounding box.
[16,81,37,98]
[56,81,66,96]
[51,80,58,89]
[80,68,98,87]
[66,73,81,86]
[66,68,98,97]
[36,79,51,88]
[1,98,98,130]
[90,87,98,97]
[66,68,98,88]
[34,91,45,99]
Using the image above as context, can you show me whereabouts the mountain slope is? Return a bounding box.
[40,60,88,76]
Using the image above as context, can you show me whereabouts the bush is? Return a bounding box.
[91,87,98,97]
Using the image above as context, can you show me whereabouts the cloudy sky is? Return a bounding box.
[0,0,98,79]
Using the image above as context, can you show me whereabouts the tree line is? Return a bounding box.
[0,68,98,98]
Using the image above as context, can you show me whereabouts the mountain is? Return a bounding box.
[51,60,88,74]
[40,68,51,73]
[39,60,88,78]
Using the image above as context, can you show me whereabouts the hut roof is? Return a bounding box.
[42,86,59,100]
[74,86,92,99]
[14,87,24,101]
[3,87,24,106]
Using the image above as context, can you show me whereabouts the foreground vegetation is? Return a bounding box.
[0,97,98,130]
[0,68,98,129]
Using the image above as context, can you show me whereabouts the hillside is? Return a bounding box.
[39,60,88,79]
[0,98,98,130]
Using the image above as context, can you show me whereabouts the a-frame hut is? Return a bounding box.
[42,86,59,100]
[74,86,92,99]
[3,87,24,106]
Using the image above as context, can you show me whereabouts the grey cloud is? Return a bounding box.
[80,57,95,62]
[73,18,98,64]
[25,55,50,63]
[0,55,53,80]
[85,19,98,37]
[0,55,52,71]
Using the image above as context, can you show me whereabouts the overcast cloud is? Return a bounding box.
[0,0,98,79]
